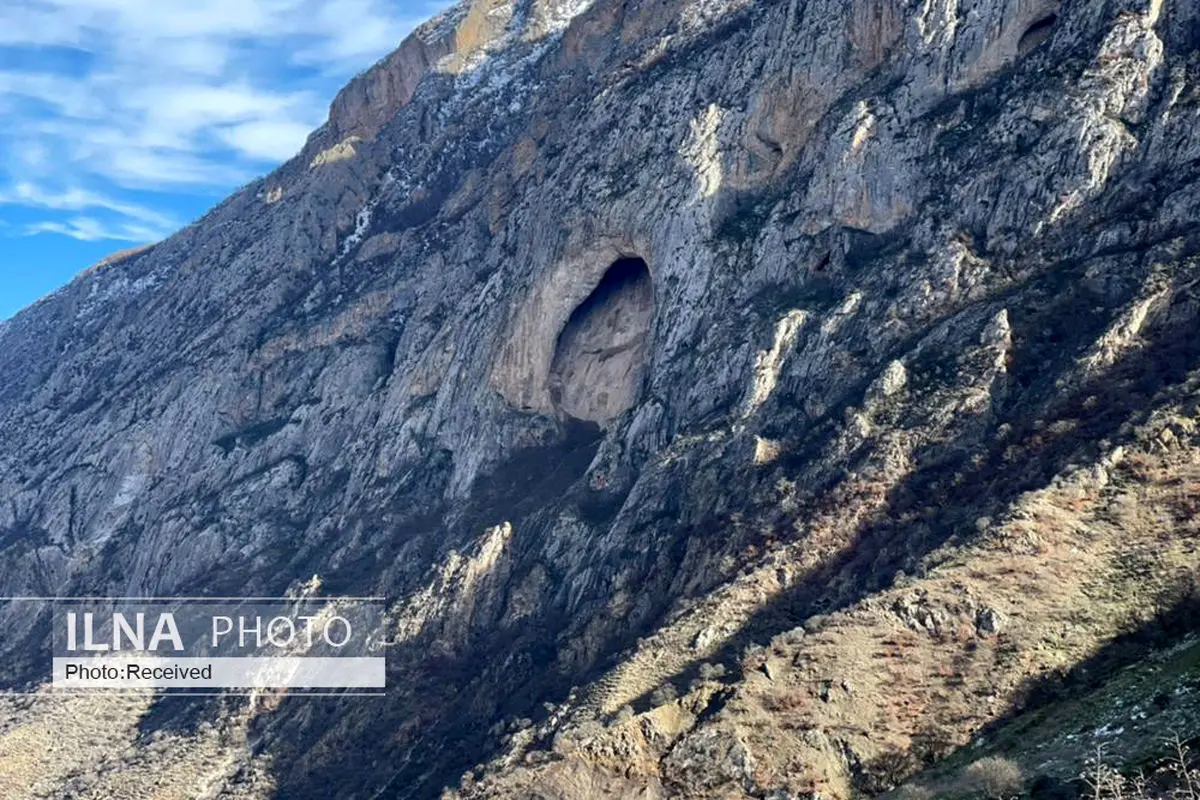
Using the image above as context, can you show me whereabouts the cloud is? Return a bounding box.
[3,183,174,225]
[0,71,105,118]
[13,141,51,171]
[0,182,179,242]
[93,148,255,188]
[24,216,167,243]
[291,0,422,68]
[0,0,451,246]
[216,120,317,162]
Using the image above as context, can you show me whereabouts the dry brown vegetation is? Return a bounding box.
[453,360,1200,799]
[0,690,275,799]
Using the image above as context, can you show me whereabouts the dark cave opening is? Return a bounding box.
[1018,13,1059,56]
[549,257,654,424]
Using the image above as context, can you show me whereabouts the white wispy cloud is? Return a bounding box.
[0,182,176,228]
[0,0,449,243]
[25,217,168,243]
[216,120,318,161]
[0,182,179,242]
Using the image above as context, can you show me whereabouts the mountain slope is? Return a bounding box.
[0,0,1198,797]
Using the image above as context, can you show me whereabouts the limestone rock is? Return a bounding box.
[0,0,1198,797]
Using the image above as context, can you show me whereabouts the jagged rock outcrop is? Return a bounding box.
[0,0,1199,797]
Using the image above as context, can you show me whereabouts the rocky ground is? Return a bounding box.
[0,0,1197,797]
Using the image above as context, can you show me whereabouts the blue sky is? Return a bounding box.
[0,0,450,320]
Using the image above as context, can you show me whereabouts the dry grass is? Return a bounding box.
[449,336,1200,800]
[0,688,274,800]
[666,404,1200,797]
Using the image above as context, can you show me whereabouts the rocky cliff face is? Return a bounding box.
[1,0,1199,797]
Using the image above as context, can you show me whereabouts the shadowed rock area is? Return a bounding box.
[549,256,654,423]
[0,0,1198,797]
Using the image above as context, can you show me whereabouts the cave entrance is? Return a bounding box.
[548,257,654,424]
[1018,13,1058,56]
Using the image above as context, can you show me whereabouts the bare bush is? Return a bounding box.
[892,784,934,800]
[1080,735,1200,800]
[649,683,678,707]
[955,756,1024,799]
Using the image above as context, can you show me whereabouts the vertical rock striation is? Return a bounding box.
[0,0,1198,796]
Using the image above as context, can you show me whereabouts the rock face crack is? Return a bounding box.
[548,257,654,424]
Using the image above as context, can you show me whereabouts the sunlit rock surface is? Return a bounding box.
[0,0,1199,797]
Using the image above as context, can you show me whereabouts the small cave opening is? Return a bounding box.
[1018,13,1059,56]
[548,257,654,425]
